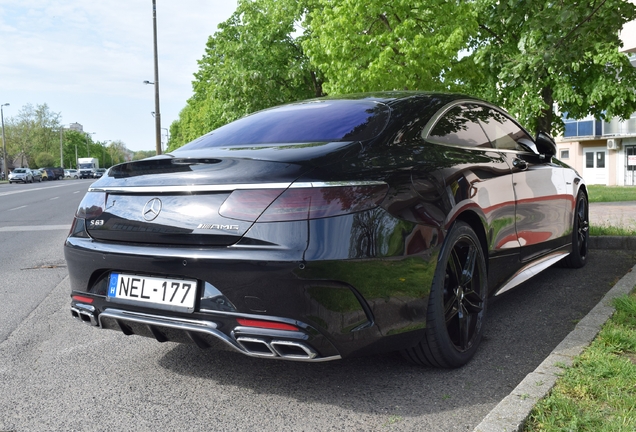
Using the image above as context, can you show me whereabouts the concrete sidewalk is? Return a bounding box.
[589,201,636,231]
[475,202,636,431]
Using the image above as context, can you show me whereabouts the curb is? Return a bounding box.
[589,236,636,250]
[474,261,636,432]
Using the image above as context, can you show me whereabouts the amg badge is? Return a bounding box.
[197,223,240,231]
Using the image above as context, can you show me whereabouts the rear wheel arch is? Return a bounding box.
[452,210,489,274]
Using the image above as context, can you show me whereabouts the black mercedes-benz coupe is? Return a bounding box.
[65,92,589,368]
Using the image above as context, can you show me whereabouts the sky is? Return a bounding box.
[0,0,238,152]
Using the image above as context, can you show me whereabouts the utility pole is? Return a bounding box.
[1,103,9,180]
[152,0,162,155]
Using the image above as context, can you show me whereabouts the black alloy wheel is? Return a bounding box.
[403,221,487,368]
[562,190,589,268]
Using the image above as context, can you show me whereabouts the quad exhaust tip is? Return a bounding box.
[236,336,317,360]
[71,304,98,326]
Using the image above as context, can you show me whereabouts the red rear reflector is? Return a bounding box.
[72,295,94,304]
[236,318,299,331]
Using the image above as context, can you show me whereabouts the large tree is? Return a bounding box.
[168,0,323,150]
[470,0,636,135]
[303,0,478,94]
[305,0,636,135]
[4,103,62,166]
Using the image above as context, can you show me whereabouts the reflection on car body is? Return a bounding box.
[65,92,589,368]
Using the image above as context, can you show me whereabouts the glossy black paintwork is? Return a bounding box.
[65,92,585,360]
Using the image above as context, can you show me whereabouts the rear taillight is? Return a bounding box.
[219,183,388,222]
[76,192,106,219]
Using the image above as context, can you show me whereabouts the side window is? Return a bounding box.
[478,108,532,151]
[426,105,492,148]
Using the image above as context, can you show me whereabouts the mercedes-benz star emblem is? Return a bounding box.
[142,198,162,221]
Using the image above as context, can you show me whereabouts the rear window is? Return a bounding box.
[177,100,391,150]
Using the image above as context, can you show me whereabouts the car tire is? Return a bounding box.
[402,221,488,368]
[561,190,589,269]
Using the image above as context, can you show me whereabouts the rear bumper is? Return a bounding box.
[71,306,340,362]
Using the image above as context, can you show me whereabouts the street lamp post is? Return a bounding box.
[59,126,65,168]
[1,103,9,180]
[85,132,95,157]
[151,0,161,155]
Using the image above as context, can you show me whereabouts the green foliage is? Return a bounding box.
[304,0,478,94]
[132,150,157,161]
[170,0,636,149]
[168,0,323,151]
[4,103,61,166]
[587,185,636,203]
[470,0,636,135]
[35,152,56,167]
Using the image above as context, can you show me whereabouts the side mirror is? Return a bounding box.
[535,132,557,159]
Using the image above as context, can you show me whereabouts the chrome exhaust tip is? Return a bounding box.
[236,337,277,357]
[235,336,317,360]
[71,304,98,326]
[270,340,317,360]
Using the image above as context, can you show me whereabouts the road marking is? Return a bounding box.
[9,205,27,211]
[0,182,89,197]
[50,197,59,200]
[0,225,71,232]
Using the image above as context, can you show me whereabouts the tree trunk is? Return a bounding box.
[537,86,554,136]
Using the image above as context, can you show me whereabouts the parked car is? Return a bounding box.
[93,168,106,178]
[29,168,42,182]
[65,169,79,179]
[8,168,33,184]
[65,92,589,368]
[39,168,49,181]
[42,167,64,180]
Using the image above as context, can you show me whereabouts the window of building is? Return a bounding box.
[560,149,570,159]
[596,151,605,168]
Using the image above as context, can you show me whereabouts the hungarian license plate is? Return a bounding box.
[107,273,197,313]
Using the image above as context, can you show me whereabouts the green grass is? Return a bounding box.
[524,291,636,431]
[589,225,636,237]
[587,185,636,203]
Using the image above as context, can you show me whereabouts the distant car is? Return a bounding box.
[65,169,79,179]
[39,168,49,181]
[43,167,64,180]
[66,92,590,369]
[93,168,106,178]
[8,168,33,184]
[29,169,42,182]
[42,168,56,180]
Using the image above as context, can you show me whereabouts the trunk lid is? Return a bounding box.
[84,156,313,246]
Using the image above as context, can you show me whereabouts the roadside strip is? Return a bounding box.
[474,261,636,432]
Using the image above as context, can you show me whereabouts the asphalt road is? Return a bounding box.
[0,181,634,431]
